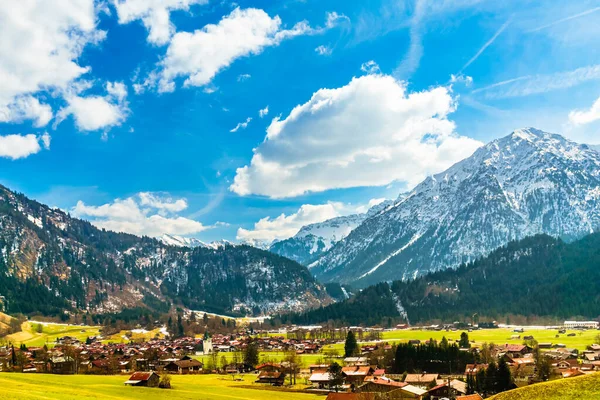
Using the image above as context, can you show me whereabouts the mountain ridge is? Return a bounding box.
[309,128,600,287]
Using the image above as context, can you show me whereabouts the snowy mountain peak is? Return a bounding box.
[160,234,233,249]
[311,129,600,287]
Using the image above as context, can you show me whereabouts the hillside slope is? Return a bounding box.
[287,232,600,325]
[0,184,330,317]
[310,128,600,287]
[489,373,600,400]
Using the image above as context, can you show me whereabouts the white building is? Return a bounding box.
[563,321,599,329]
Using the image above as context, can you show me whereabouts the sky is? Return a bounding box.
[1,0,600,244]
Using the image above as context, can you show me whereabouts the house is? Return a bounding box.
[502,344,531,358]
[342,366,374,386]
[357,376,406,393]
[48,356,75,374]
[344,357,369,366]
[325,393,377,400]
[465,363,488,376]
[256,363,286,386]
[403,373,439,389]
[391,384,427,398]
[561,368,585,378]
[309,370,333,389]
[163,359,203,374]
[124,371,160,387]
[426,379,467,400]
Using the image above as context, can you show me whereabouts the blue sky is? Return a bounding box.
[1,0,600,243]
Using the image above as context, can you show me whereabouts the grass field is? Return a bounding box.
[0,372,323,400]
[193,351,328,367]
[490,372,600,400]
[3,322,102,347]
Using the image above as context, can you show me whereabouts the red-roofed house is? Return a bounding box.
[124,371,160,387]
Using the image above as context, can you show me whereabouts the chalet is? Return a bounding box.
[465,363,488,376]
[124,371,160,387]
[342,365,374,386]
[561,368,586,378]
[256,363,286,386]
[48,356,75,374]
[309,370,333,389]
[344,357,369,366]
[357,376,407,393]
[403,373,439,389]
[426,380,468,400]
[502,344,531,358]
[163,359,203,374]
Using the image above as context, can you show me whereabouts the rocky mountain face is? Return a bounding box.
[269,200,394,265]
[310,128,600,287]
[160,234,231,250]
[0,185,330,317]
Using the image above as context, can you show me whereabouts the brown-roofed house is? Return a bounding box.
[124,371,160,387]
[163,359,203,374]
[404,373,439,389]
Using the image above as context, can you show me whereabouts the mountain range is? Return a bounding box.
[0,185,330,317]
[269,200,394,265]
[305,128,600,287]
[286,232,600,326]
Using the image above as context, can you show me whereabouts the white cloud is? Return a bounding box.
[569,96,600,125]
[230,74,482,198]
[325,11,350,28]
[473,64,600,99]
[72,192,209,237]
[0,96,53,127]
[156,8,330,91]
[230,117,252,132]
[139,192,188,213]
[315,45,332,56]
[236,202,349,243]
[450,74,473,86]
[0,1,103,126]
[259,106,269,118]
[111,0,208,45]
[56,81,129,132]
[0,133,50,160]
[237,74,251,82]
[361,60,381,74]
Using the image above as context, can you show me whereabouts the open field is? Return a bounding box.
[0,312,13,334]
[316,327,599,352]
[193,351,327,367]
[490,372,600,400]
[0,372,323,400]
[3,322,102,347]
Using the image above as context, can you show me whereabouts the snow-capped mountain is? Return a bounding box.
[160,234,233,250]
[0,185,330,316]
[269,200,393,265]
[310,128,600,287]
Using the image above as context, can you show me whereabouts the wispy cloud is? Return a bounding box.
[393,0,425,79]
[460,17,512,73]
[472,64,600,99]
[230,117,252,132]
[526,6,600,33]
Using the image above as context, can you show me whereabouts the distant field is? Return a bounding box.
[490,372,600,400]
[193,351,327,367]
[3,322,102,347]
[0,372,323,400]
[315,328,599,352]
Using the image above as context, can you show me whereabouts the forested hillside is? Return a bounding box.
[0,184,330,318]
[285,233,600,325]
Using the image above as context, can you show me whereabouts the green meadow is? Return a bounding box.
[0,373,322,400]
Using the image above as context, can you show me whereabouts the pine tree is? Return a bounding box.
[243,342,259,367]
[344,331,358,357]
[497,358,512,392]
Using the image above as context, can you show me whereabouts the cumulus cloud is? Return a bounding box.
[569,96,600,125]
[72,192,209,237]
[259,106,269,118]
[56,81,129,132]
[230,117,252,132]
[230,74,482,198]
[156,8,334,91]
[236,202,349,243]
[111,0,208,45]
[0,1,104,126]
[0,133,51,160]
